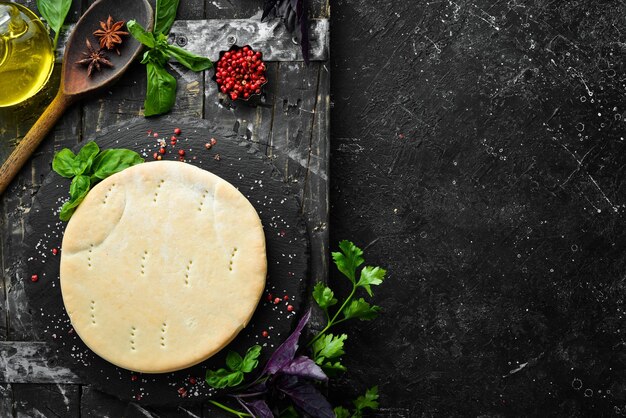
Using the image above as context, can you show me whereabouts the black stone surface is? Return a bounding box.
[20,117,309,405]
[330,0,626,416]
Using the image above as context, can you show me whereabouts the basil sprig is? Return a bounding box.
[127,0,212,116]
[52,142,144,221]
[36,0,72,50]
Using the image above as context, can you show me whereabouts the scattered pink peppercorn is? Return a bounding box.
[283,295,289,301]
[171,135,177,141]
[177,387,187,397]
[159,147,166,155]
[262,330,269,337]
[178,149,185,157]
[131,375,138,382]
[153,152,158,160]
[174,128,182,135]
[147,130,152,135]
[287,305,294,312]
[273,297,280,304]
[189,377,197,385]
[153,132,159,138]
[52,248,58,255]
[205,142,212,150]
[210,137,217,146]
[30,274,38,282]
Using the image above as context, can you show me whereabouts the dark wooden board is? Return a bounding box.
[11,383,80,417]
[18,116,309,405]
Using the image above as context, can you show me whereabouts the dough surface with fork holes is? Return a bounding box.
[60,160,267,373]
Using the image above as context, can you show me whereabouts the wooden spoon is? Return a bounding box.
[0,0,153,195]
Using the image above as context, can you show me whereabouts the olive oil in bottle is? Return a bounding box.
[0,2,55,107]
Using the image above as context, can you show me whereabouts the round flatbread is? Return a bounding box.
[60,161,267,373]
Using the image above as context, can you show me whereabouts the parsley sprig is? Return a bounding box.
[309,240,386,374]
[204,241,385,417]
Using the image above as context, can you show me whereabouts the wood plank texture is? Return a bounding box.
[57,19,329,62]
[81,386,205,418]
[0,341,79,384]
[0,384,12,417]
[303,63,330,331]
[12,383,80,418]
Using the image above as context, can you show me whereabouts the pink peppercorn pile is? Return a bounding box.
[214,46,267,101]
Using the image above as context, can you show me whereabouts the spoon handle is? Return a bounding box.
[0,92,73,195]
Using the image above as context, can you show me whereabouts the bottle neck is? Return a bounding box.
[0,4,27,39]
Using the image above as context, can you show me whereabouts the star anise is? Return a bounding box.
[93,15,129,55]
[76,39,113,77]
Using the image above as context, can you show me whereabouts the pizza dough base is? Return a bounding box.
[60,161,267,373]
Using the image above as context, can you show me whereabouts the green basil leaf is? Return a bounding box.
[225,351,243,371]
[154,0,180,35]
[144,62,177,116]
[91,149,144,181]
[36,0,72,35]
[165,45,213,72]
[60,175,90,221]
[74,141,99,174]
[205,368,243,389]
[240,345,261,373]
[52,148,77,178]
[126,20,155,48]
[142,48,168,66]
[69,174,90,198]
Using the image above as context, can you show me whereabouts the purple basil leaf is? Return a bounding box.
[242,399,275,418]
[280,356,328,381]
[277,376,334,418]
[263,309,311,374]
[297,0,310,64]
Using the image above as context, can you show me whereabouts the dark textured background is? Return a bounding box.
[328,0,626,416]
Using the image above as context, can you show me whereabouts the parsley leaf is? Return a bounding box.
[356,266,386,296]
[312,333,347,363]
[333,406,351,418]
[354,386,379,413]
[332,240,364,283]
[342,298,381,321]
[321,361,347,376]
[313,283,338,311]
